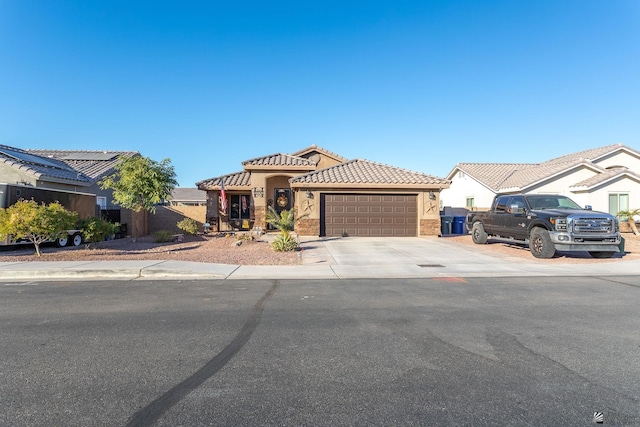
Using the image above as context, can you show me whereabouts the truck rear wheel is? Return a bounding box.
[588,251,615,258]
[471,222,488,244]
[529,228,555,258]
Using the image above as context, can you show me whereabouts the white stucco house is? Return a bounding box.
[441,143,640,216]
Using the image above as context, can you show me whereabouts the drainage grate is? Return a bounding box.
[418,264,445,268]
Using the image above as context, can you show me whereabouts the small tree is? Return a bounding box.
[265,207,307,252]
[0,200,77,256]
[99,155,178,238]
[617,209,640,236]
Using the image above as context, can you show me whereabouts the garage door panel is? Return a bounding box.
[323,194,416,237]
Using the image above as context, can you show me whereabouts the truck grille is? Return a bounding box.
[572,217,614,233]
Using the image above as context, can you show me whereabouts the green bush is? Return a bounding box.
[78,217,119,243]
[271,233,298,252]
[152,230,175,243]
[176,217,199,235]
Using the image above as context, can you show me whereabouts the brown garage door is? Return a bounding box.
[321,194,417,237]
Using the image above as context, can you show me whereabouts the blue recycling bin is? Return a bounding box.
[452,216,466,234]
[440,216,452,235]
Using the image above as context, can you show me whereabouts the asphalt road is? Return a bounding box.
[1,276,639,426]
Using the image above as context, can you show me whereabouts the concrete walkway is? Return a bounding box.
[0,236,638,281]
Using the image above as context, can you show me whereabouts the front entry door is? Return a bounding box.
[274,189,292,214]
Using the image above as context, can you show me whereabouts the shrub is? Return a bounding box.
[271,233,298,252]
[152,230,174,243]
[176,217,199,235]
[78,217,119,243]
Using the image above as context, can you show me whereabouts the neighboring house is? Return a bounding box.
[442,143,640,216]
[25,148,139,211]
[169,188,206,206]
[1,144,94,191]
[1,144,141,233]
[197,145,450,237]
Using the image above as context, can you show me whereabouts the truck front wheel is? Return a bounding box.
[588,251,615,258]
[471,222,488,244]
[529,228,555,258]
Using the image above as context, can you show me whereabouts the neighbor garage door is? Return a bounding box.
[321,194,417,237]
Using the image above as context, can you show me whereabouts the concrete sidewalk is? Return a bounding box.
[0,237,638,281]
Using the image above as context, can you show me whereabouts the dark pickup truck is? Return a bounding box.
[466,194,621,258]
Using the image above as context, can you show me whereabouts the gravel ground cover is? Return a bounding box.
[0,232,637,265]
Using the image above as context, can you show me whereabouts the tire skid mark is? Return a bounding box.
[126,280,280,427]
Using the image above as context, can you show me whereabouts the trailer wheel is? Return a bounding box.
[70,233,83,247]
[471,222,488,244]
[529,228,555,258]
[56,236,69,247]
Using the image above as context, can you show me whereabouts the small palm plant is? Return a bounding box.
[265,206,307,251]
[617,209,640,236]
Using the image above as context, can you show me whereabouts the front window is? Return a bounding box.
[96,196,107,210]
[230,194,251,220]
[466,197,475,208]
[609,193,629,216]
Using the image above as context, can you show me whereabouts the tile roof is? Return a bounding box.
[454,163,532,190]
[290,159,450,186]
[291,145,348,163]
[170,187,206,202]
[25,149,138,181]
[0,145,92,184]
[196,170,251,190]
[544,143,628,164]
[571,167,640,189]
[242,153,316,168]
[453,144,640,191]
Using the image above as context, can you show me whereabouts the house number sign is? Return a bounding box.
[252,187,264,198]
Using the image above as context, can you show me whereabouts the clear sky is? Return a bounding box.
[1,1,639,187]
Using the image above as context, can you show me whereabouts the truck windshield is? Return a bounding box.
[527,195,582,210]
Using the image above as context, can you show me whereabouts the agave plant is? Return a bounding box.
[617,209,640,236]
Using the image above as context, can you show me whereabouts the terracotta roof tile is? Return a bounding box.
[571,167,640,189]
[196,171,251,190]
[290,159,449,186]
[455,163,532,190]
[454,144,640,191]
[242,153,315,167]
[544,143,628,164]
[291,144,348,162]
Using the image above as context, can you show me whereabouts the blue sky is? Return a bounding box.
[1,1,639,186]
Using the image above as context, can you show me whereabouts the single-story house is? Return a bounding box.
[441,143,640,216]
[196,145,450,237]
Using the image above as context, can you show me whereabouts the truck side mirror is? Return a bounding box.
[585,205,592,210]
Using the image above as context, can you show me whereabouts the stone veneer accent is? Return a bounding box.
[296,218,320,236]
[253,205,267,231]
[420,218,441,236]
